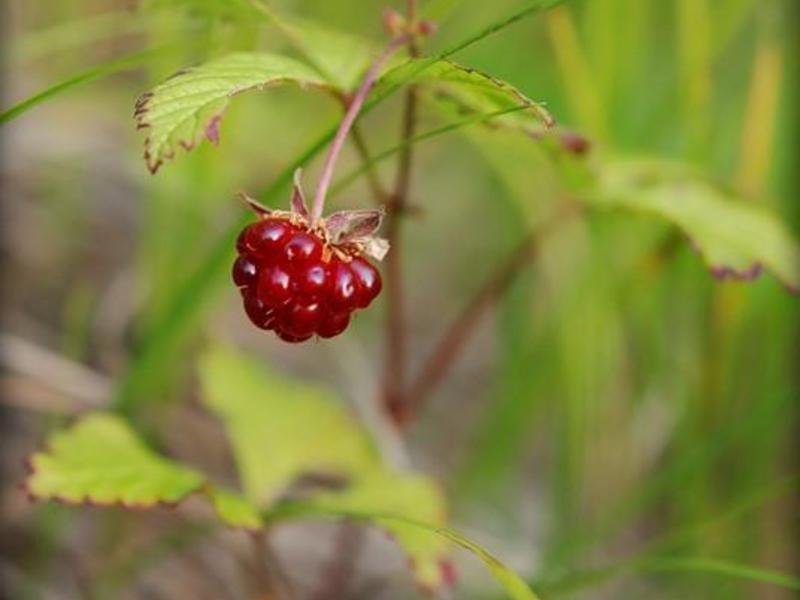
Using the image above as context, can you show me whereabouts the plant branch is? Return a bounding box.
[383,2,422,426]
[251,531,294,600]
[311,35,410,223]
[401,207,576,426]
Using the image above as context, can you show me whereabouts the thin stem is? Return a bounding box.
[383,13,421,425]
[311,35,410,223]
[244,0,389,204]
[402,208,576,426]
[251,532,294,600]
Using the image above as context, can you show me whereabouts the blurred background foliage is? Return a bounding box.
[1,0,798,598]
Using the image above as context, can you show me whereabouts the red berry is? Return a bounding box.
[283,231,323,265]
[233,217,382,343]
[232,255,258,287]
[243,291,275,330]
[328,259,358,310]
[349,256,382,308]
[280,297,324,337]
[274,329,313,343]
[257,264,293,307]
[239,219,294,257]
[317,311,351,338]
[295,261,329,298]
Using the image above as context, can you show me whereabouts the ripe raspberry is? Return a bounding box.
[232,216,383,342]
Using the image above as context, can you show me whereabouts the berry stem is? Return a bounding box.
[311,35,410,224]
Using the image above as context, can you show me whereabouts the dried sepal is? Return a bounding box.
[358,236,390,261]
[238,191,273,218]
[325,208,385,244]
[291,169,310,218]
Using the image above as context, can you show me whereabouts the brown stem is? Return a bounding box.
[383,3,421,425]
[309,521,365,600]
[250,532,294,600]
[402,208,576,426]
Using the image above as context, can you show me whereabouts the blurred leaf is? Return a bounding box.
[309,469,450,591]
[588,159,800,290]
[207,486,263,530]
[0,47,168,126]
[25,413,203,507]
[379,58,554,130]
[282,18,375,89]
[135,52,330,173]
[198,345,456,590]
[197,345,376,504]
[270,503,541,600]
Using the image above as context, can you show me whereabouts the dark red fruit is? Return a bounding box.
[329,259,358,310]
[233,216,382,343]
[232,256,258,287]
[238,219,294,257]
[243,291,275,330]
[257,264,293,307]
[281,297,324,337]
[317,311,350,338]
[296,262,329,297]
[349,256,382,308]
[283,231,323,265]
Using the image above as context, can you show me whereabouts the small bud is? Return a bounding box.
[559,130,590,155]
[416,20,438,37]
[383,8,407,36]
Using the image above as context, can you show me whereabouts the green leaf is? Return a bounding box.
[134,52,330,173]
[379,58,554,131]
[308,469,450,591]
[197,345,376,505]
[282,18,375,90]
[207,486,263,530]
[588,159,800,290]
[25,413,204,507]
[198,345,455,590]
[269,504,541,600]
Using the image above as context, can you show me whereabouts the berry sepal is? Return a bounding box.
[237,173,389,262]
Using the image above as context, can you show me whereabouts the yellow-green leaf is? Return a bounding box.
[283,18,375,90]
[25,413,204,507]
[309,468,449,591]
[589,159,800,290]
[135,52,329,173]
[379,58,554,131]
[207,486,263,530]
[269,503,541,600]
[197,345,376,505]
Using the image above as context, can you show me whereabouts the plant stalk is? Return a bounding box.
[311,35,410,223]
[383,0,421,425]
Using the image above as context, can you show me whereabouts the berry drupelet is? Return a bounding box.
[233,216,382,342]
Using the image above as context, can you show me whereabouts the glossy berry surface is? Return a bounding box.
[232,217,382,342]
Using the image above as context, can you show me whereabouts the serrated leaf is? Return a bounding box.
[25,413,204,507]
[282,18,375,90]
[379,58,554,132]
[308,469,450,591]
[135,52,329,173]
[588,159,800,290]
[197,345,376,505]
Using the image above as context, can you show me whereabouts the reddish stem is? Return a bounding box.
[311,35,410,223]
